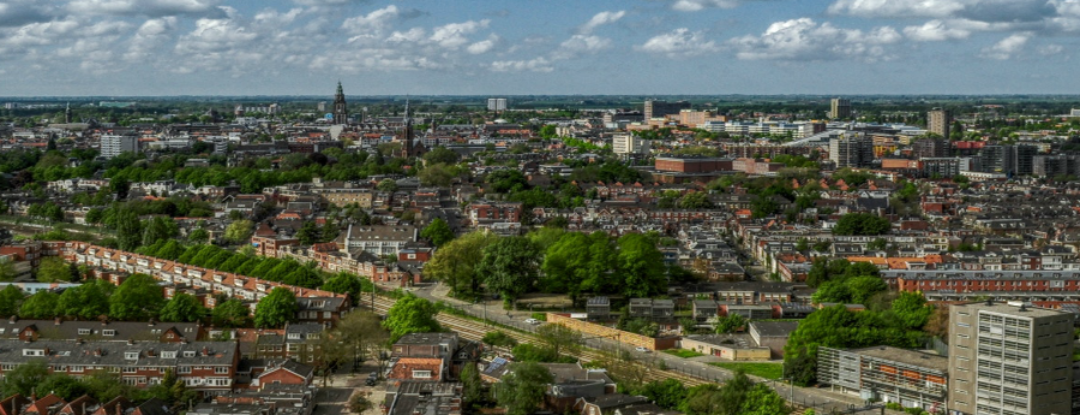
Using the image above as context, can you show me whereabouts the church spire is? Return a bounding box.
[402,97,414,158]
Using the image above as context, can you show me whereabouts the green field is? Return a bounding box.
[709,362,784,380]
[663,349,705,358]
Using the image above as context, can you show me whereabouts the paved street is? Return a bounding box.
[387,281,876,414]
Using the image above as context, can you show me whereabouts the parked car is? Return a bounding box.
[524,318,541,325]
[634,346,651,353]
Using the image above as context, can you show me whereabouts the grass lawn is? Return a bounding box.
[663,349,705,358]
[710,362,784,380]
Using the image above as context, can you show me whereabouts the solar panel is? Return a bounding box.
[484,357,508,375]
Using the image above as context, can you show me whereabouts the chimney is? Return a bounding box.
[127,339,134,345]
[148,319,155,327]
[54,317,61,326]
[93,348,102,357]
[8,316,16,323]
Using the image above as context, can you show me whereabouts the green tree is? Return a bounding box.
[715,313,746,334]
[224,219,255,244]
[617,233,666,298]
[476,236,539,306]
[0,285,25,317]
[535,324,582,357]
[37,374,89,400]
[423,146,461,165]
[481,331,518,349]
[109,273,165,321]
[212,298,252,328]
[420,218,454,247]
[634,379,687,410]
[423,231,497,299]
[297,221,321,246]
[56,280,112,320]
[142,216,179,247]
[377,178,398,192]
[495,362,555,415]
[114,208,143,251]
[382,293,441,343]
[36,257,72,282]
[322,272,365,301]
[832,212,891,236]
[254,287,299,328]
[19,291,60,319]
[541,232,593,305]
[678,191,713,209]
[188,228,209,243]
[892,291,932,330]
[0,360,49,397]
[740,383,790,415]
[159,293,208,322]
[419,163,457,187]
[461,362,485,405]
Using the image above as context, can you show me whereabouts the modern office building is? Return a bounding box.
[928,109,951,138]
[973,145,1038,176]
[829,133,874,168]
[644,99,690,120]
[948,301,1074,415]
[830,98,852,119]
[818,346,948,412]
[487,98,508,112]
[99,133,140,159]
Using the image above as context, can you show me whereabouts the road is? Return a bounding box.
[373,281,878,414]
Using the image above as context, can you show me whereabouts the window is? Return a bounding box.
[123,367,137,373]
[183,351,196,358]
[178,366,191,374]
[125,351,139,360]
[214,367,229,374]
[78,328,91,335]
[412,370,433,379]
[22,349,45,357]
[161,351,177,359]
[103,329,116,337]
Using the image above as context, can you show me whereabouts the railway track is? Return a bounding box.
[361,295,708,387]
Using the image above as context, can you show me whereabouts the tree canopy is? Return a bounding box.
[382,293,441,343]
[255,287,299,328]
[109,273,165,321]
[832,213,891,236]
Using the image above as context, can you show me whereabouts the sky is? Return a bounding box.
[0,0,1078,96]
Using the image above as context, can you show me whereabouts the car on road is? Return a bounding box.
[524,318,541,325]
[634,346,650,353]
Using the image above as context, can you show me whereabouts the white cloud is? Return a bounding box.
[386,28,426,42]
[578,10,625,34]
[981,32,1031,59]
[430,19,490,49]
[466,34,500,54]
[0,0,55,27]
[67,0,223,17]
[342,5,399,42]
[729,18,900,61]
[903,20,971,41]
[490,57,553,72]
[1038,43,1064,54]
[671,0,740,12]
[637,28,718,57]
[125,17,177,61]
[552,34,612,60]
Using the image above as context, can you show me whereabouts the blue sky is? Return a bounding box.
[0,0,1076,96]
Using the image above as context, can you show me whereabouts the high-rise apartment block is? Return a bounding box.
[612,133,649,155]
[644,100,690,120]
[829,98,852,119]
[914,138,951,158]
[928,109,951,138]
[973,144,1037,176]
[99,133,140,159]
[829,133,874,168]
[948,301,1074,415]
[487,98,508,112]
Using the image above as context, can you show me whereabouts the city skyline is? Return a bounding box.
[0,0,1078,96]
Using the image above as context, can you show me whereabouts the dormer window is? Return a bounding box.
[161,351,177,359]
[183,350,196,358]
[125,351,139,360]
[102,329,116,337]
[287,333,301,340]
[78,328,91,335]
[23,349,44,357]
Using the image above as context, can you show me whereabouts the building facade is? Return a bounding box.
[948,301,1074,415]
[928,109,951,138]
[830,98,852,119]
[100,134,140,159]
[818,346,947,412]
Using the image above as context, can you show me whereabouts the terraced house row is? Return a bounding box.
[42,241,350,326]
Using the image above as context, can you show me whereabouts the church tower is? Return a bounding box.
[332,82,348,124]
